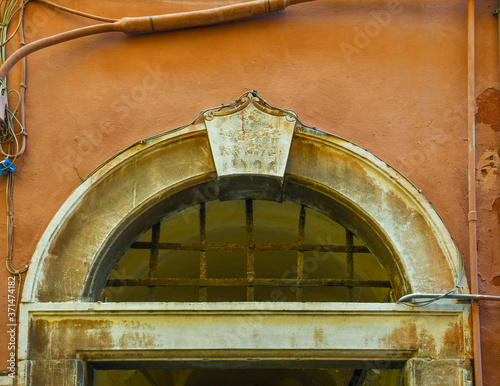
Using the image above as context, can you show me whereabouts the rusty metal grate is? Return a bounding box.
[105,200,392,302]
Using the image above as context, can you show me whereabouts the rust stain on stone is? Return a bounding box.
[378,320,416,348]
[476,88,500,132]
[379,320,437,356]
[313,328,324,346]
[118,330,155,349]
[32,318,114,359]
[415,326,436,355]
[440,322,462,357]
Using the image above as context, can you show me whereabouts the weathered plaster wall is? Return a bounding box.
[0,0,498,383]
[475,1,500,383]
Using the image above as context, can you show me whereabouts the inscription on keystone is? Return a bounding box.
[205,99,296,179]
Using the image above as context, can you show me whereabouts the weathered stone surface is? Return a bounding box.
[205,97,295,180]
[16,302,471,384]
[405,358,472,386]
[0,376,13,386]
[17,360,80,386]
[21,302,470,359]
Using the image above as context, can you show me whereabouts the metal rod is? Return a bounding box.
[106,278,392,288]
[398,293,500,303]
[497,2,500,92]
[246,200,255,301]
[346,229,354,302]
[296,205,306,301]
[131,241,370,253]
[199,203,207,302]
[147,222,161,301]
[140,369,159,386]
[349,369,368,386]
[467,0,483,383]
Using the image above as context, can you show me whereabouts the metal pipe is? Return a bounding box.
[496,3,500,90]
[467,0,483,384]
[398,293,500,303]
[0,23,116,79]
[496,3,500,86]
[0,0,316,79]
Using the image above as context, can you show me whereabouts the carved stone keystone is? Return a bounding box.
[205,95,296,181]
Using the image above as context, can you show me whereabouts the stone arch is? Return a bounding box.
[18,95,472,385]
[22,95,466,303]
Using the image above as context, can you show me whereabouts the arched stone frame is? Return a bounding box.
[16,97,473,385]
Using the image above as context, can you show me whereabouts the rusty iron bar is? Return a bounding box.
[346,229,354,302]
[114,200,391,302]
[296,205,306,301]
[131,241,370,253]
[106,278,392,288]
[246,199,255,301]
[140,369,159,386]
[147,222,161,301]
[349,369,368,386]
[199,203,207,302]
[148,223,161,278]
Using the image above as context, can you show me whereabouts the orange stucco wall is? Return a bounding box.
[0,0,499,383]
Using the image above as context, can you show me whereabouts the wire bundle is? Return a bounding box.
[0,0,28,167]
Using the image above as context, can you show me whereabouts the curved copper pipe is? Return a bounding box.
[0,23,117,79]
[0,0,316,79]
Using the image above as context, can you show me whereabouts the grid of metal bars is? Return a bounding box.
[106,200,392,301]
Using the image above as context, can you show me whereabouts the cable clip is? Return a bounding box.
[0,158,15,174]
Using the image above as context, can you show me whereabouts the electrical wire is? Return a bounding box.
[5,173,26,273]
[17,0,26,157]
[0,1,28,376]
[0,0,27,163]
[0,0,116,163]
[251,92,316,130]
[33,0,118,23]
[0,8,21,47]
[3,172,26,376]
[398,254,467,307]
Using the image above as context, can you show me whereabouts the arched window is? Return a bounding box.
[103,199,393,303]
[18,95,472,386]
